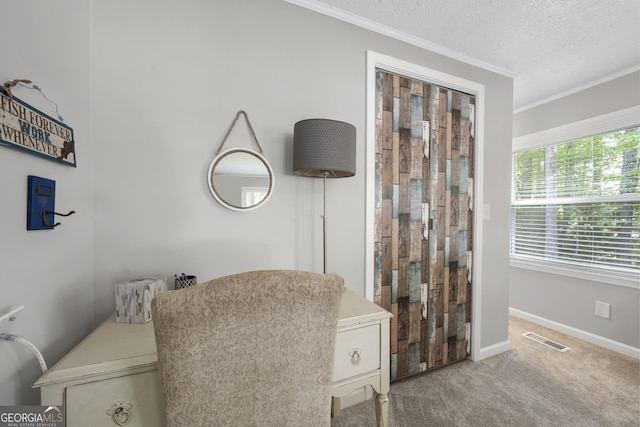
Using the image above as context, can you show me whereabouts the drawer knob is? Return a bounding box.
[350,347,362,365]
[107,400,133,425]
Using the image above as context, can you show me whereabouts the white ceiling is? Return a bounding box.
[288,0,640,111]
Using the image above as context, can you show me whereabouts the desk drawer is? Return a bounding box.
[333,324,380,382]
[66,370,164,427]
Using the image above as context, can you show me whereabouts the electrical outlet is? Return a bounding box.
[0,306,24,335]
[595,301,611,319]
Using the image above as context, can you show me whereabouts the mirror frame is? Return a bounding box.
[207,148,275,211]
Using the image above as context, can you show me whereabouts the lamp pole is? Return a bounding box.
[322,170,328,274]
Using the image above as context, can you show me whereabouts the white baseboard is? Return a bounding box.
[473,339,512,361]
[509,308,640,360]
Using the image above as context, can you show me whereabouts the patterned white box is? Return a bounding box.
[115,277,167,323]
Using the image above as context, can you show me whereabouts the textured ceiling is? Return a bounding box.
[292,0,640,111]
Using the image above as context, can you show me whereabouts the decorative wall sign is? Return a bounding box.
[0,86,76,167]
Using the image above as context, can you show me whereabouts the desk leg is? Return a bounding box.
[375,393,389,427]
[331,397,341,418]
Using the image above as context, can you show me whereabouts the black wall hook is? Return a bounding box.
[40,210,75,228]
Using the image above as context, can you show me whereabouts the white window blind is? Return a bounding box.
[511,125,640,277]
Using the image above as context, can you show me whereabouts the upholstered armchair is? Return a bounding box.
[151,270,345,427]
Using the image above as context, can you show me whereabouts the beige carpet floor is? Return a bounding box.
[331,316,640,426]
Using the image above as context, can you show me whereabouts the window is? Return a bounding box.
[511,107,640,287]
[241,187,267,208]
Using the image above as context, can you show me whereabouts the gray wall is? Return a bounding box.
[0,0,93,406]
[1,0,513,405]
[514,71,640,137]
[511,71,640,349]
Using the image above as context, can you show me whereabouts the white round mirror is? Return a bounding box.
[207,148,274,211]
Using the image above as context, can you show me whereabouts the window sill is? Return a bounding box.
[510,256,639,289]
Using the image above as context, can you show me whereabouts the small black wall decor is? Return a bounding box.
[0,85,76,167]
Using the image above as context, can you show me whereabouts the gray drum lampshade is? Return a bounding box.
[293,119,356,177]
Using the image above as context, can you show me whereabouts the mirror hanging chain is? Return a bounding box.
[215,110,263,155]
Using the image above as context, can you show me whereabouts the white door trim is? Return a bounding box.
[364,50,486,361]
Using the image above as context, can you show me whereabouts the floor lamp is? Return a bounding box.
[293,119,356,274]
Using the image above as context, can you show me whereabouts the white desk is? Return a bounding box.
[34,288,392,427]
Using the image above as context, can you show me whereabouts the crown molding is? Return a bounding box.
[284,0,517,78]
[514,65,640,114]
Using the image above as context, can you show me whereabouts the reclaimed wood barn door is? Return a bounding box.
[373,69,475,381]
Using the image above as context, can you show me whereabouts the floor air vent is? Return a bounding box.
[522,332,570,352]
